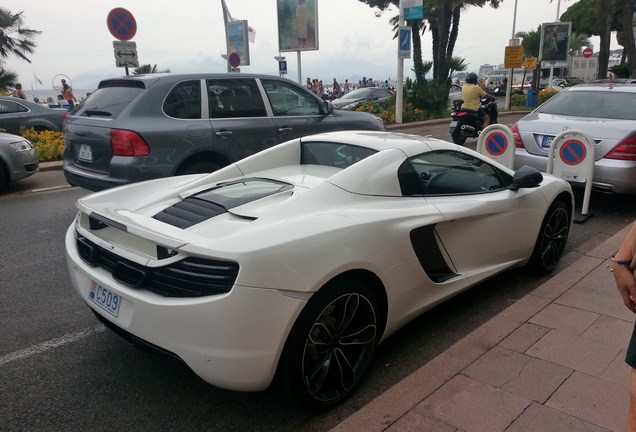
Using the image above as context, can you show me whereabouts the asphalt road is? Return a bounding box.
[2,117,636,431]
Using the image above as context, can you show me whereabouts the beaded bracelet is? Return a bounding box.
[610,254,632,266]
[608,254,632,272]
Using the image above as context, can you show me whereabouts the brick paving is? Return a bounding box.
[330,225,634,432]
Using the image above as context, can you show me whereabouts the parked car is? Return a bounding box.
[512,83,636,194]
[448,82,463,108]
[65,130,573,409]
[331,87,393,110]
[0,97,68,134]
[0,132,39,191]
[62,73,386,191]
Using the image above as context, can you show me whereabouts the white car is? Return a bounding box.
[65,131,573,408]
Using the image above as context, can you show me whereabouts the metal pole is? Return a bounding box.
[504,0,518,111]
[297,51,302,84]
[396,0,404,124]
[556,0,561,19]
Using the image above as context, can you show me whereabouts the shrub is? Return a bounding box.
[538,87,559,105]
[511,93,527,107]
[20,128,65,161]
[609,63,631,78]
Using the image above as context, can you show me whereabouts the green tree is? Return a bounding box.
[0,7,40,63]
[132,64,170,75]
[0,68,17,92]
[560,0,636,78]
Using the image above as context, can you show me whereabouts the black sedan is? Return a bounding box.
[0,97,68,134]
[332,87,394,110]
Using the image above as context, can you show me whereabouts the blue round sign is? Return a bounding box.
[485,131,508,156]
[107,8,137,41]
[559,139,587,166]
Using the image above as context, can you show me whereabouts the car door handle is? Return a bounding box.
[278,127,293,133]
[215,130,233,137]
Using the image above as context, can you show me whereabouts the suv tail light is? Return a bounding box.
[111,129,150,156]
[511,123,524,148]
[605,136,636,161]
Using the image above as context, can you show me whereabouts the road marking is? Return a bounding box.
[0,325,106,367]
[30,185,74,193]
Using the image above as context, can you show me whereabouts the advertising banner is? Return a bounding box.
[226,20,250,66]
[539,22,571,63]
[277,0,319,52]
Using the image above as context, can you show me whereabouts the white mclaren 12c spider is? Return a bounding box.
[65,130,574,409]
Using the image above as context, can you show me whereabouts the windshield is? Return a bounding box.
[340,88,374,100]
[536,90,636,120]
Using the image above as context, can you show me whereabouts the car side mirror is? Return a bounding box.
[323,100,334,114]
[510,165,543,191]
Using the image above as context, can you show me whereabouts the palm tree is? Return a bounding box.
[0,68,17,93]
[447,56,469,82]
[0,7,41,63]
[133,64,170,75]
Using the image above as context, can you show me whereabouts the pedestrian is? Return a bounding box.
[306,77,312,91]
[343,79,350,93]
[332,78,341,98]
[12,83,26,99]
[61,79,75,108]
[610,222,636,431]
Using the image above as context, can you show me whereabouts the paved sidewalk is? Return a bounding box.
[331,224,635,432]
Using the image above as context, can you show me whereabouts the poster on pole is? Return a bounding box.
[539,21,571,63]
[226,20,250,66]
[402,0,423,20]
[277,0,319,52]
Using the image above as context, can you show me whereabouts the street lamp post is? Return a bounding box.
[504,0,519,111]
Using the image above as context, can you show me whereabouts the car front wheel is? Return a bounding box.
[277,282,379,410]
[529,200,570,274]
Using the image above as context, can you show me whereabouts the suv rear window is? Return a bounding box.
[74,86,144,118]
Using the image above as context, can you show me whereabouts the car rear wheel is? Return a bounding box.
[277,282,379,410]
[529,200,570,274]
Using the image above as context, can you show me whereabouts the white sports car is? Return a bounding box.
[65,131,573,409]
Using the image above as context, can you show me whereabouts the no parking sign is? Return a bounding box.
[547,130,595,222]
[476,124,515,169]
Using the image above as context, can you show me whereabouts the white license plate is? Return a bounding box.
[541,135,555,148]
[78,144,93,162]
[88,280,121,317]
[449,121,458,128]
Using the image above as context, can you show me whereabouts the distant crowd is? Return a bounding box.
[306,76,395,99]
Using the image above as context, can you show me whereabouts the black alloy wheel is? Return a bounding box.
[530,200,570,274]
[278,283,380,409]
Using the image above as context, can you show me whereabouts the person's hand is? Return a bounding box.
[614,265,636,313]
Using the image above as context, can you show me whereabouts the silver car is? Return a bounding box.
[0,97,68,134]
[0,132,39,192]
[63,73,386,191]
[513,83,636,194]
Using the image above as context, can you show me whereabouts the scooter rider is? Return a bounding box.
[461,73,496,129]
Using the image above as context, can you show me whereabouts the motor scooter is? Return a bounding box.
[449,97,499,145]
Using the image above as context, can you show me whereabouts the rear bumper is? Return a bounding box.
[63,164,130,191]
[514,148,636,194]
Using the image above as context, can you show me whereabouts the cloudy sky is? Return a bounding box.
[5,0,617,94]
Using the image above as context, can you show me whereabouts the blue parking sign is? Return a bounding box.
[398,27,411,59]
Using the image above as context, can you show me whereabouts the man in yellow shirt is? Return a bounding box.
[461,73,496,129]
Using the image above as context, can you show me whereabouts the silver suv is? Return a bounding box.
[63,73,386,191]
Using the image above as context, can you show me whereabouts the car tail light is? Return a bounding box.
[511,124,524,148]
[605,136,636,161]
[60,113,68,121]
[111,129,150,156]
